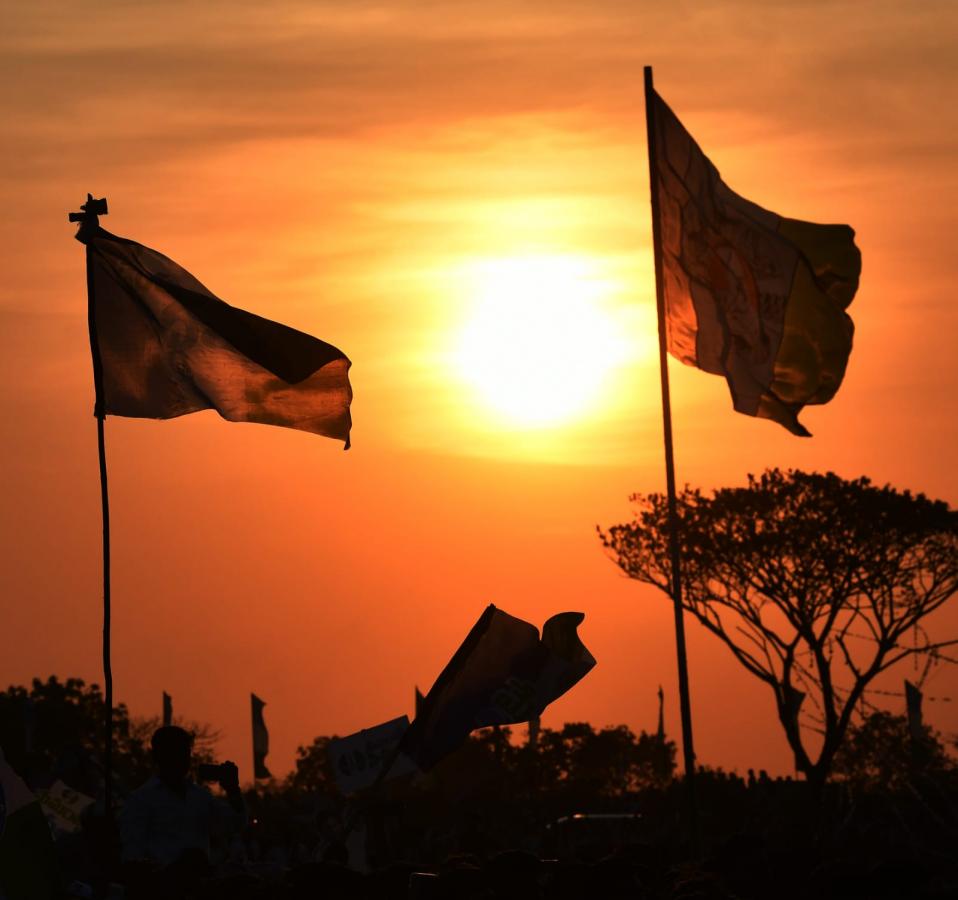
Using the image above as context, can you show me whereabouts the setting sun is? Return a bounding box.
[454,255,629,427]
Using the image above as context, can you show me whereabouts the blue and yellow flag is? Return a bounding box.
[648,88,861,435]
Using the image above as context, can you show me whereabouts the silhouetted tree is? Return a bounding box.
[536,723,675,796]
[0,676,141,790]
[286,734,341,797]
[0,676,218,792]
[832,710,956,791]
[599,469,958,790]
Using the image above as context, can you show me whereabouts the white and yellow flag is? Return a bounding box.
[648,87,861,435]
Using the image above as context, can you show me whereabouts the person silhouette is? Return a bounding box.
[119,726,245,891]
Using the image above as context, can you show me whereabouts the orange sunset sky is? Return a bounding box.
[2,1,957,781]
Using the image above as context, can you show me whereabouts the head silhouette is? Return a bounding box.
[151,726,193,785]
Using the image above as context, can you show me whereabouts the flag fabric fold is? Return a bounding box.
[398,605,596,770]
[76,223,352,447]
[648,87,861,435]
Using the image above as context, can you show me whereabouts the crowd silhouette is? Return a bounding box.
[3,676,958,898]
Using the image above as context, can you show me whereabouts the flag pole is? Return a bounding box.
[70,195,113,820]
[643,66,699,849]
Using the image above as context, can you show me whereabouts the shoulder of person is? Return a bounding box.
[121,775,163,810]
[129,775,164,795]
[186,780,220,802]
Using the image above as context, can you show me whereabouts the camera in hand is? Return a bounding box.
[197,763,228,782]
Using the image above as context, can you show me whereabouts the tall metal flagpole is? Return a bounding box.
[70,195,113,820]
[643,66,699,847]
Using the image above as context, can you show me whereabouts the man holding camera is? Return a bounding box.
[119,726,246,891]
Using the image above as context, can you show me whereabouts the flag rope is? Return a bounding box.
[644,66,699,850]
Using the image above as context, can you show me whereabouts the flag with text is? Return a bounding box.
[648,87,861,435]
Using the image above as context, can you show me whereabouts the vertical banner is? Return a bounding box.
[904,680,924,743]
[251,693,271,780]
[656,686,665,740]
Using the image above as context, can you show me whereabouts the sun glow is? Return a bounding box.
[454,255,630,428]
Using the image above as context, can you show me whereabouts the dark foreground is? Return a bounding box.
[36,770,958,899]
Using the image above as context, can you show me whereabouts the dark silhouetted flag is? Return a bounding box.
[251,693,271,780]
[904,680,924,742]
[399,605,596,770]
[162,692,173,727]
[648,88,861,436]
[76,223,352,447]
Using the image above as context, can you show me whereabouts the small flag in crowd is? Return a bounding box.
[399,605,596,770]
[34,781,95,836]
[162,691,173,727]
[251,693,271,780]
[75,218,352,447]
[648,87,861,436]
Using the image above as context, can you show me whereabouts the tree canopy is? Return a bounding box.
[287,723,675,803]
[599,469,958,787]
[0,675,218,794]
[286,734,341,797]
[832,711,956,792]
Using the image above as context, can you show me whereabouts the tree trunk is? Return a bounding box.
[804,766,826,803]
